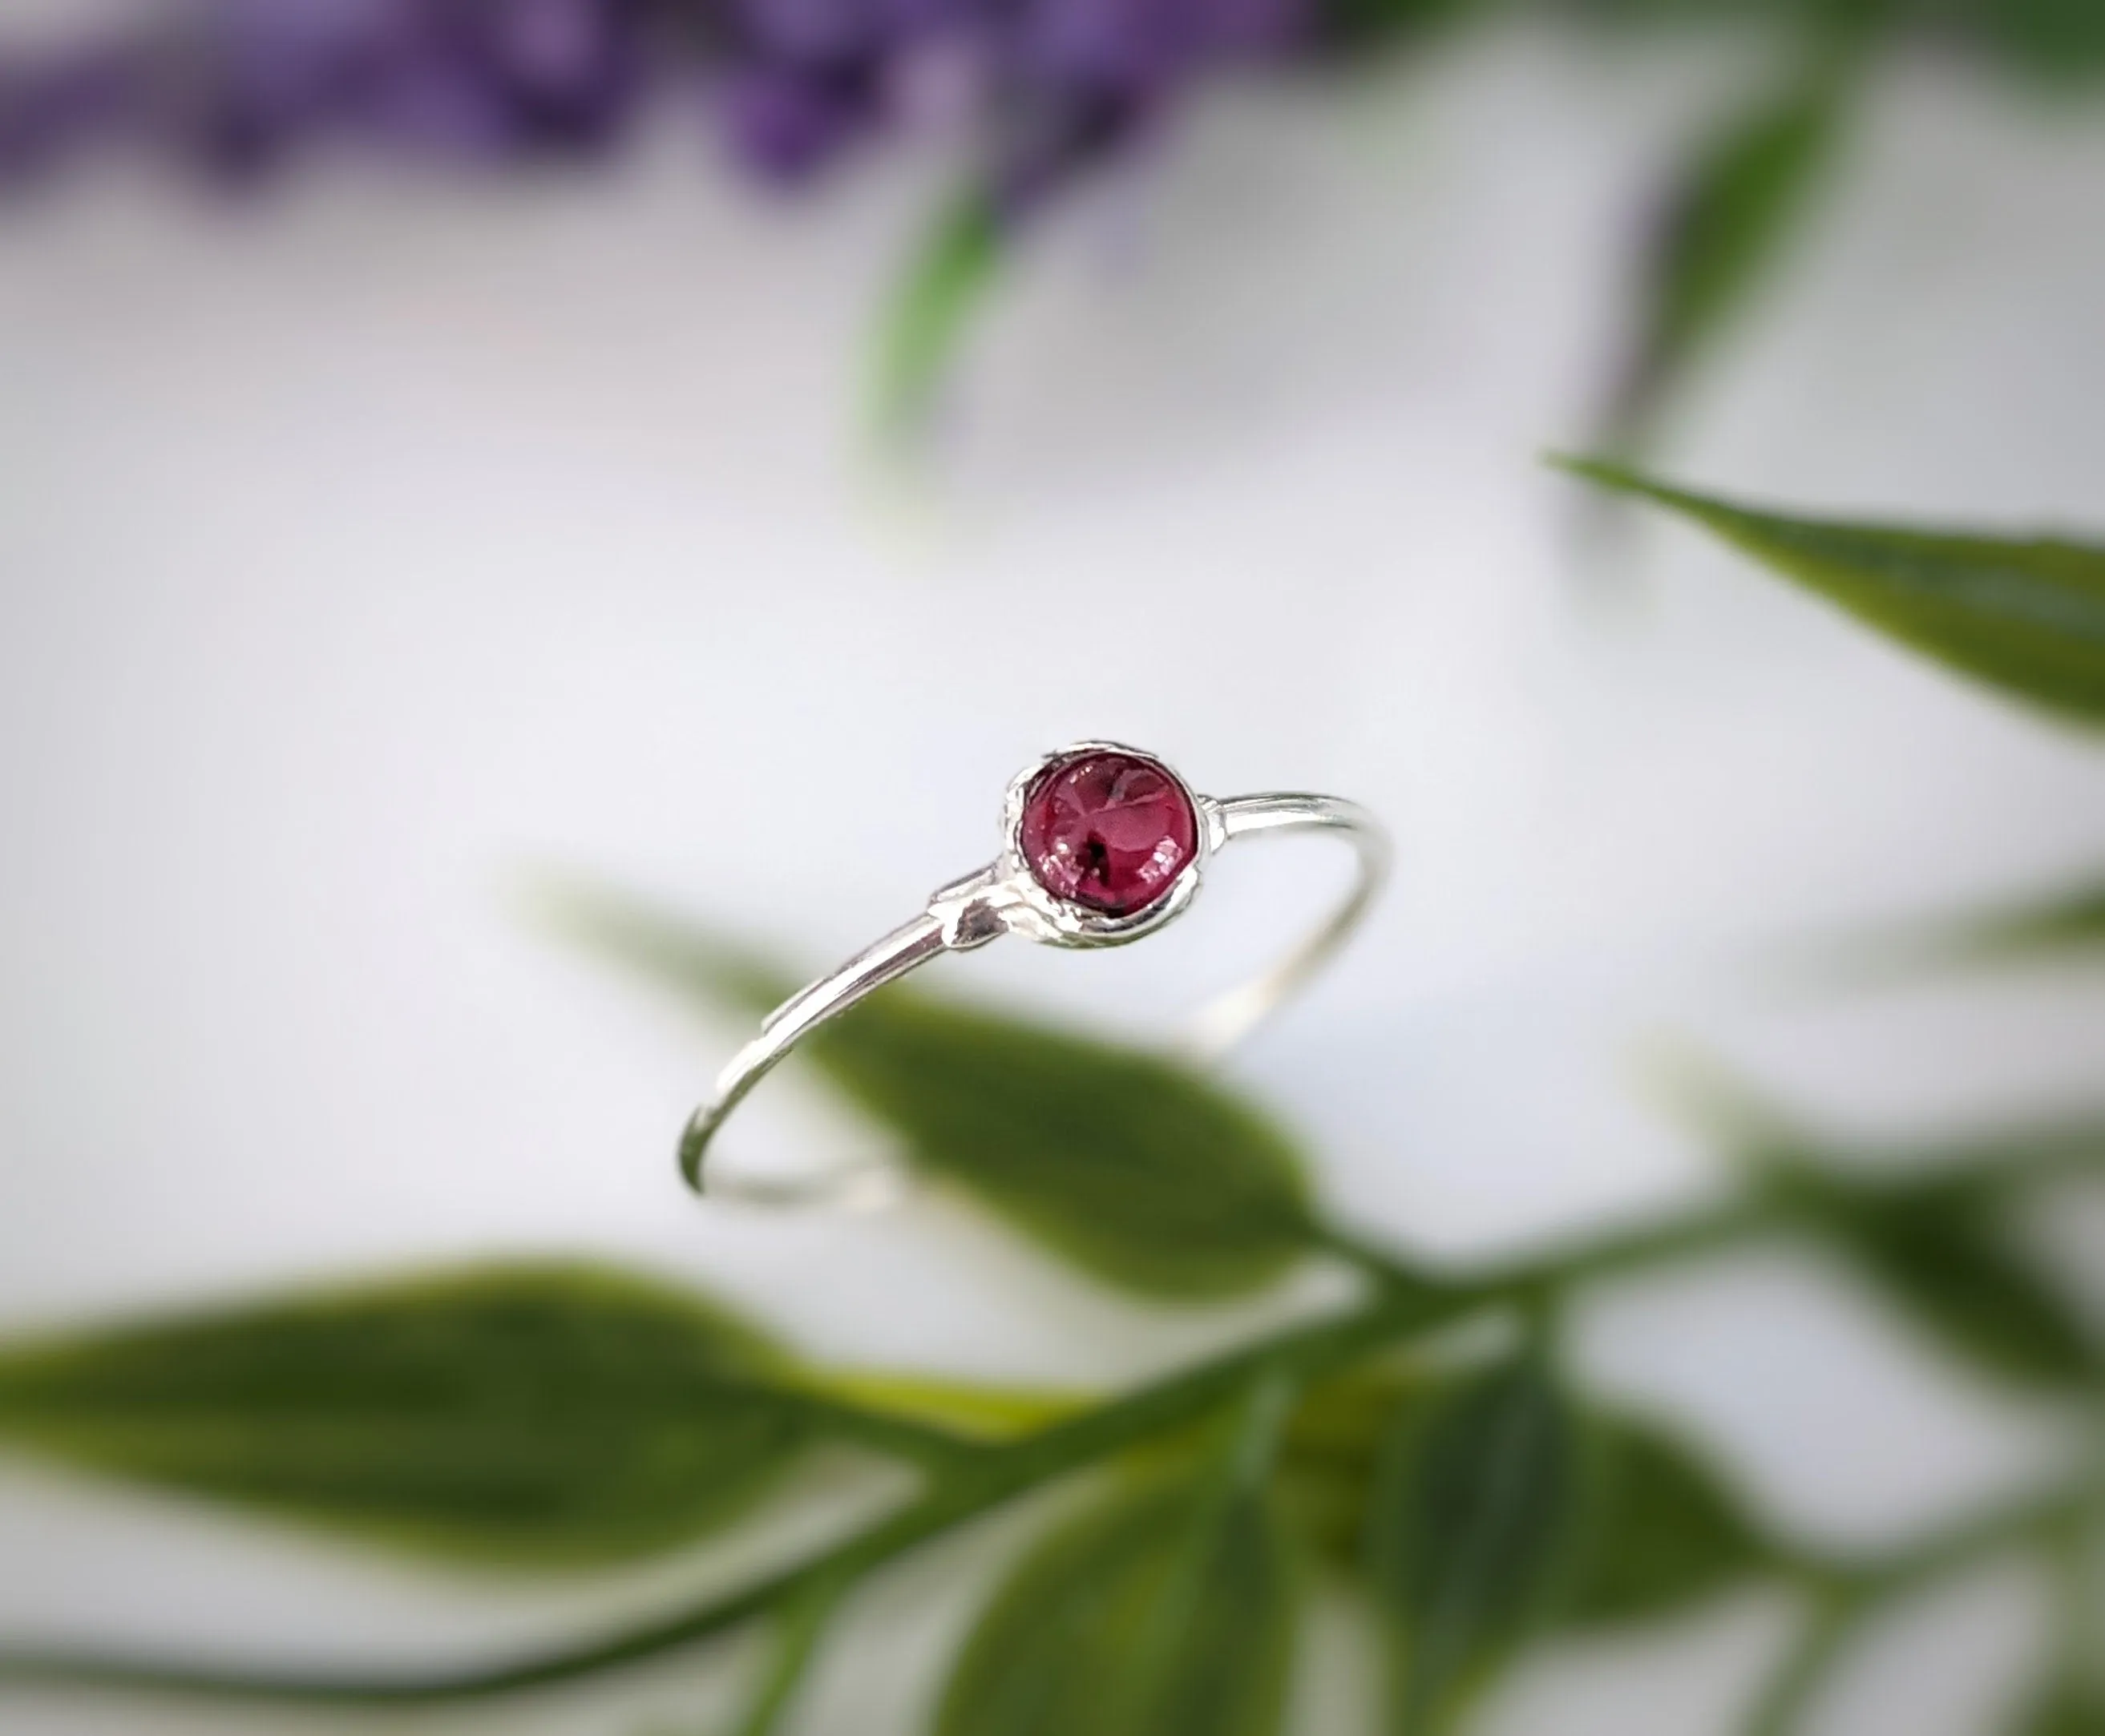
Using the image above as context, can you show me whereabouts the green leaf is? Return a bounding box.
[872,194,1000,442]
[725,1574,850,1736]
[1364,1349,1584,1734]
[1323,0,1499,47]
[1277,1367,1771,1629]
[1553,460,2105,725]
[1836,875,2105,979]
[1558,1414,1771,1629]
[1808,1174,2100,1390]
[936,1406,1299,1736]
[547,886,1318,1302]
[808,993,1315,1299]
[1651,1056,2105,1386]
[1608,55,1846,449]
[0,1262,825,1572]
[1914,876,2105,963]
[2014,1687,2105,1736]
[801,1369,1082,1443]
[1966,0,2105,85]
[531,879,794,1017]
[1274,1365,1434,1569]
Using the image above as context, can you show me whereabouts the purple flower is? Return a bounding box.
[0,0,1320,203]
[0,48,142,189]
[1019,0,1311,94]
[466,0,643,144]
[717,61,873,181]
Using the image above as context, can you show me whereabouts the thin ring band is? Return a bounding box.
[681,745,1388,1206]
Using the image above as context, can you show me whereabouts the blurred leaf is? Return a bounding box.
[1808,1174,2100,1389]
[2014,1687,2105,1736]
[726,1574,849,1736]
[1323,0,1499,46]
[803,1370,1081,1443]
[1911,876,2105,962]
[1274,1364,1435,1568]
[874,194,1000,441]
[1279,1363,1772,1627]
[1558,1413,1772,1629]
[1658,1060,2105,1385]
[1554,0,1837,20]
[1964,0,2105,84]
[1832,875,2105,979]
[1646,1047,2105,1201]
[0,1263,824,1571]
[533,879,795,1015]
[936,1396,1299,1736]
[811,993,1316,1298]
[1556,460,2105,725]
[1608,53,1846,449]
[548,885,1319,1301]
[1364,1348,1583,1734]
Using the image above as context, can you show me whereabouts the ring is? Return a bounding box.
[681,741,1388,1205]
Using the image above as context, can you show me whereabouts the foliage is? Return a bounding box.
[548,881,1320,1301]
[1364,1348,1583,1734]
[1558,460,2105,725]
[1908,878,2105,967]
[939,1390,1299,1736]
[2018,1689,2105,1736]
[0,923,2096,1726]
[1557,1411,1774,1629]
[1604,44,1851,451]
[0,1262,829,1571]
[874,196,1004,441]
[1797,1165,2102,1391]
[2,471,2103,1729]
[1819,874,2105,979]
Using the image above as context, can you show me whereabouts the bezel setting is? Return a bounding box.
[994,740,1217,949]
[681,740,1386,1204]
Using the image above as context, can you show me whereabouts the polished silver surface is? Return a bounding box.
[680,741,1388,1204]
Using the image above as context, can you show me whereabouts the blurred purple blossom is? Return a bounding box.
[0,0,1320,206]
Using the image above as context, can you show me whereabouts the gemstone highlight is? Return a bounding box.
[1019,749,1198,917]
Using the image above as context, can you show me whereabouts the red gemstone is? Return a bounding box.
[1019,750,1199,917]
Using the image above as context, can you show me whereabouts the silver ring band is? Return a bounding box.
[681,742,1388,1206]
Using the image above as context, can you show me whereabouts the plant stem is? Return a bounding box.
[1314,1191,1774,1299]
[0,1289,1426,1707]
[1745,1581,1861,1736]
[779,1390,988,1476]
[0,1161,2091,1712]
[1745,1463,2105,1736]
[729,1573,846,1736]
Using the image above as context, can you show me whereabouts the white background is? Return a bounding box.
[1,19,2103,1735]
